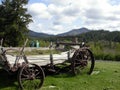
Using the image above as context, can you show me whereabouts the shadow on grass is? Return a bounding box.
[43,65,75,78]
[0,69,19,90]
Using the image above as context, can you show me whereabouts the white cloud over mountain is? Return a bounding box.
[28,0,120,34]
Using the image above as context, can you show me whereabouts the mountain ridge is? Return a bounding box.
[29,30,54,38]
[29,27,90,38]
[57,27,89,36]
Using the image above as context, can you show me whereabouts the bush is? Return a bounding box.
[114,55,120,61]
[89,41,120,61]
[103,54,115,60]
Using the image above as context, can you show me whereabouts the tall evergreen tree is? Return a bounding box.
[0,0,32,46]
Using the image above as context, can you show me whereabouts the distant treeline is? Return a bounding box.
[78,30,120,42]
[49,30,120,43]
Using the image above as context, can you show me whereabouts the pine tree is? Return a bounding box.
[0,0,32,46]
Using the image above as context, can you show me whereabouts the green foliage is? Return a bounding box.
[39,40,50,47]
[89,41,120,61]
[0,0,32,47]
[28,38,51,47]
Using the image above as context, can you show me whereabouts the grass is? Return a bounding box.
[42,61,120,90]
[0,61,120,90]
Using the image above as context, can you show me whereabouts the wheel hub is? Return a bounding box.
[29,73,35,80]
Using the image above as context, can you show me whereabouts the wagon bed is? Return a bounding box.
[5,51,74,66]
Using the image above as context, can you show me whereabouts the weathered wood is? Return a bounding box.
[5,51,74,66]
[56,42,82,46]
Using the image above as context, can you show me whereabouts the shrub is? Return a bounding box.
[114,55,120,61]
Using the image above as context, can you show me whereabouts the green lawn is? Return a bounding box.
[0,61,120,90]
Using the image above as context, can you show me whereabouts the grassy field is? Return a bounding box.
[0,61,120,90]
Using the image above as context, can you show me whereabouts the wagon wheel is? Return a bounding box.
[71,49,95,75]
[18,63,45,90]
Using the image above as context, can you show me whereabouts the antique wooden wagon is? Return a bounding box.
[0,39,95,90]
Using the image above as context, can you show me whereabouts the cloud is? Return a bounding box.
[48,4,63,15]
[28,3,51,19]
[28,0,120,34]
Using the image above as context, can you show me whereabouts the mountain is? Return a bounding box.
[29,30,54,38]
[28,28,120,42]
[57,27,90,36]
[29,27,90,38]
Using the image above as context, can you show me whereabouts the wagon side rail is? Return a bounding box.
[19,38,28,55]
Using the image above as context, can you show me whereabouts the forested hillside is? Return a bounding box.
[53,30,120,42]
[78,30,120,42]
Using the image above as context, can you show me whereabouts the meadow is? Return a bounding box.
[0,61,120,90]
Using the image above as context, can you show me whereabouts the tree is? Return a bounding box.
[0,0,32,46]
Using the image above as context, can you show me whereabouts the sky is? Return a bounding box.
[1,0,120,34]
